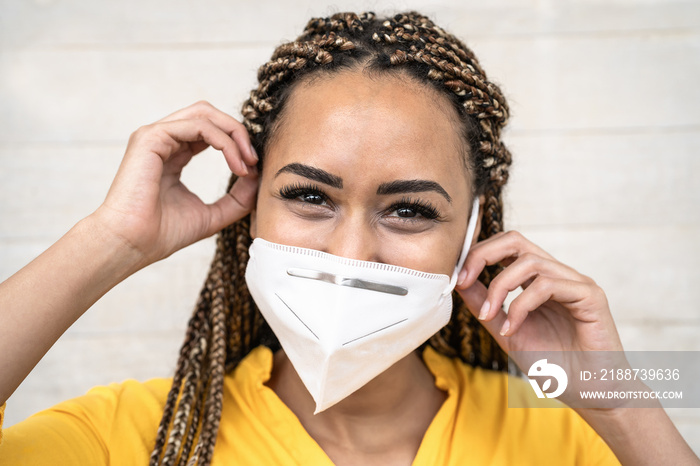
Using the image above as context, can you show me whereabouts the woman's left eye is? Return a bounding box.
[392,206,419,218]
[386,199,442,221]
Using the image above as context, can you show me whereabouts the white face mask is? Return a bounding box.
[245,198,480,413]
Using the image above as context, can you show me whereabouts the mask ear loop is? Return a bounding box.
[445,197,481,293]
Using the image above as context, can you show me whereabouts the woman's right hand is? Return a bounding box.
[0,102,259,405]
[92,101,259,270]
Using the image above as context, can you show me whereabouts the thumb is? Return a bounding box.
[204,173,259,236]
[456,280,510,351]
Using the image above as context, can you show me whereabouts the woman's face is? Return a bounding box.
[252,71,473,276]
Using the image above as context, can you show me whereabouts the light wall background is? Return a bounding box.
[1,0,699,454]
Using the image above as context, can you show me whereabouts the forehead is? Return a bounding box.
[265,70,469,189]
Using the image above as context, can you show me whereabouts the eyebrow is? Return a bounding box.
[275,163,343,189]
[275,163,451,203]
[377,179,452,203]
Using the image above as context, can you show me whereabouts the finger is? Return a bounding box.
[202,171,259,237]
[158,101,258,166]
[459,230,556,289]
[132,119,250,177]
[186,140,211,158]
[478,252,585,322]
[457,280,510,351]
[501,276,596,337]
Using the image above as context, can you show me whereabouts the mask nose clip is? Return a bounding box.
[287,268,409,296]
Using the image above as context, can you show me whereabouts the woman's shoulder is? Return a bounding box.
[423,344,569,408]
[421,346,620,465]
[86,376,173,407]
[0,377,174,464]
[73,377,174,426]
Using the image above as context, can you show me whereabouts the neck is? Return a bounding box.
[266,348,446,459]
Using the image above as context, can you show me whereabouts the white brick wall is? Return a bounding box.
[1,0,699,455]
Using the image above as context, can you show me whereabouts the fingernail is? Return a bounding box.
[500,320,510,336]
[478,300,490,320]
[250,144,258,162]
[457,269,468,287]
[239,160,249,176]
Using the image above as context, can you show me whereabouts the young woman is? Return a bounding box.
[0,11,697,465]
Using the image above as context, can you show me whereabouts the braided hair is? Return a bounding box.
[150,11,512,465]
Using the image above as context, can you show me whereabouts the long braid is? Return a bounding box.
[152,10,513,464]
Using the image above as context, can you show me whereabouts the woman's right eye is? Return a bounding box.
[279,183,330,207]
[298,192,325,205]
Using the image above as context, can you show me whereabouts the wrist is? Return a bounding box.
[73,213,149,284]
[575,404,698,465]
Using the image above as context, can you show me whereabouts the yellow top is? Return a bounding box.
[0,346,619,465]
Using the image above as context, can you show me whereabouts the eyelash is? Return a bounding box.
[387,197,442,221]
[278,184,443,221]
[279,182,329,203]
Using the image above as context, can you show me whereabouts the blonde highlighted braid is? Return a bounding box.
[150,11,512,465]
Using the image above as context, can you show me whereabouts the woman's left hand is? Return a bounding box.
[456,231,700,465]
[456,230,624,356]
